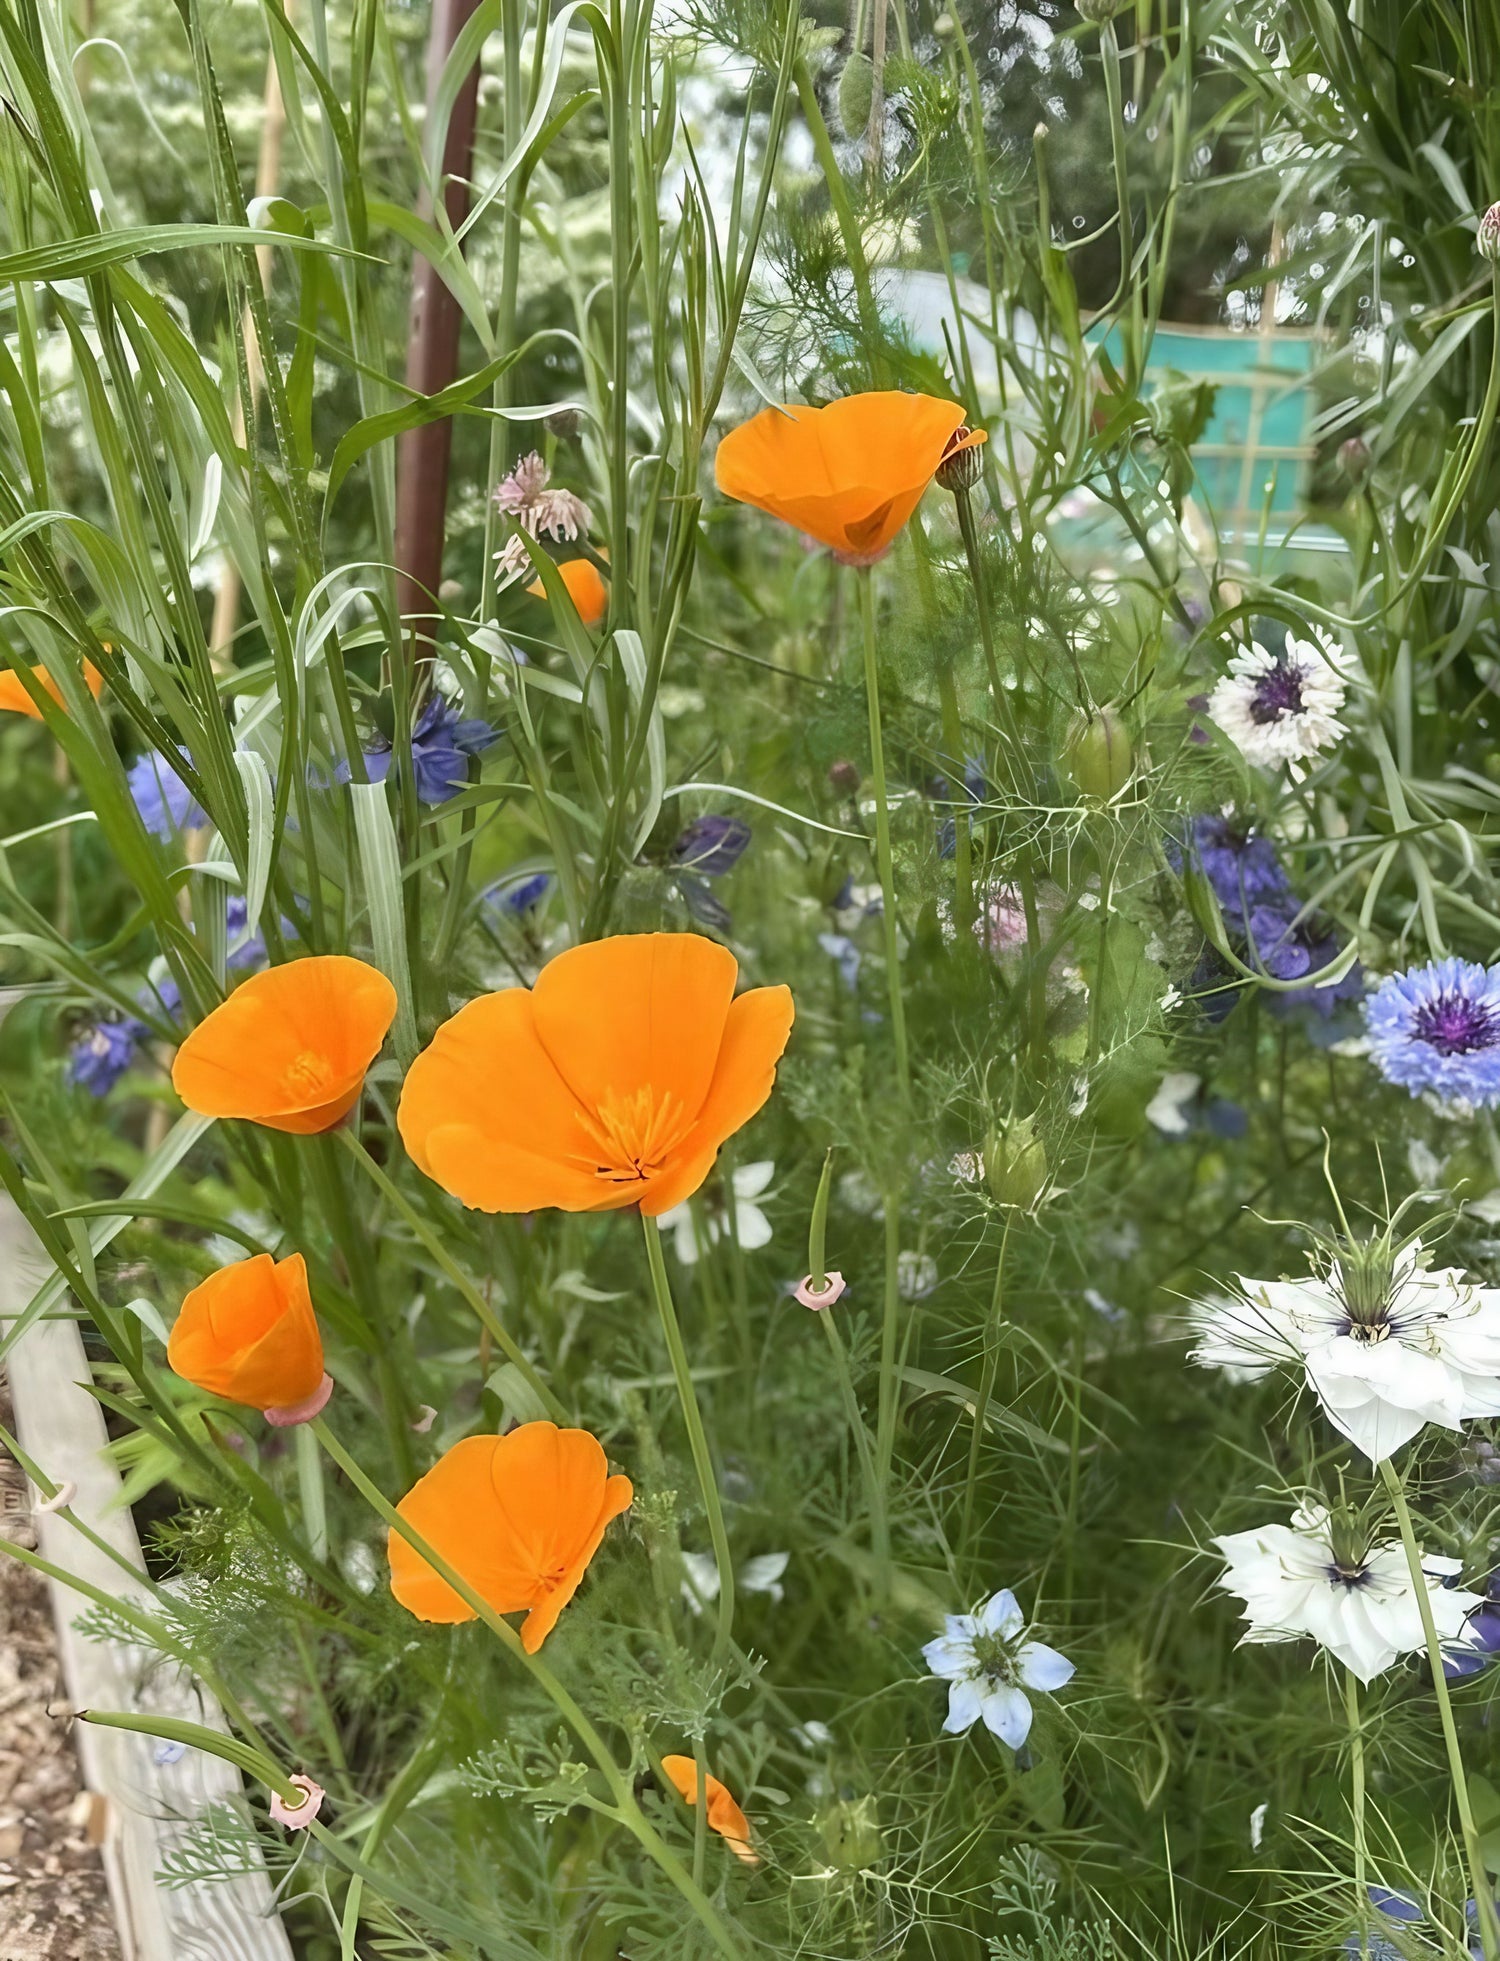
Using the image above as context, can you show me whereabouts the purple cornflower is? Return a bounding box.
[356,697,499,807]
[128,747,204,840]
[670,814,751,878]
[1366,958,1500,1107]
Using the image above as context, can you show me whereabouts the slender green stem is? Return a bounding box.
[961,1214,1011,1549]
[872,1189,902,1573]
[1380,1458,1499,1961]
[856,568,910,1101]
[1345,1666,1367,1926]
[642,1214,735,1665]
[312,1419,744,1960]
[819,1307,884,1554]
[296,1421,329,1564]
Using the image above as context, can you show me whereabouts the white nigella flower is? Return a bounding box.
[1207,626,1355,767]
[922,1589,1075,1747]
[658,1161,774,1265]
[682,1549,788,1615]
[493,451,594,579]
[1214,1502,1482,1683]
[1191,1236,1500,1463]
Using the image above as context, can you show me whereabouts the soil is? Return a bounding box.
[0,1375,122,1961]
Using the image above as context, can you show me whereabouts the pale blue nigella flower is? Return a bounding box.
[1365,957,1500,1106]
[128,746,204,840]
[921,1588,1074,1748]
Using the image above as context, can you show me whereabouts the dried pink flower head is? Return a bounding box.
[493,453,594,579]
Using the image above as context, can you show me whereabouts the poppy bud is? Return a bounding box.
[984,1116,1047,1210]
[828,758,861,794]
[1063,704,1133,798]
[936,431,984,492]
[1338,436,1371,484]
[1478,202,1500,265]
[1075,0,1121,19]
[168,1253,330,1422]
[837,53,875,137]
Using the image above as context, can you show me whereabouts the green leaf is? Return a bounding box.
[323,348,522,517]
[0,223,368,284]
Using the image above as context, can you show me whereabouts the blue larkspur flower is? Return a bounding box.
[678,874,732,932]
[129,746,204,840]
[490,872,552,916]
[670,814,751,878]
[67,1015,149,1095]
[354,697,499,807]
[1365,958,1500,1106]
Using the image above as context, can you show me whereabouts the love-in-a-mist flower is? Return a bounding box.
[661,1756,758,1865]
[921,1588,1074,1747]
[658,1159,774,1265]
[1214,1502,1482,1683]
[173,956,397,1134]
[1366,959,1500,1107]
[168,1253,331,1424]
[493,451,594,578]
[0,658,103,719]
[1190,1234,1500,1463]
[388,1421,632,1652]
[1207,627,1353,767]
[397,933,794,1216]
[715,393,987,565]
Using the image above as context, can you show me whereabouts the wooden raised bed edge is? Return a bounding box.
[1,1198,294,1961]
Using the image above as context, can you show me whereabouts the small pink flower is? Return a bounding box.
[794,1271,846,1311]
[269,1773,325,1829]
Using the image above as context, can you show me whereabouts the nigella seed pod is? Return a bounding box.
[1075,0,1121,21]
[837,53,875,137]
[1063,704,1133,798]
[936,431,984,492]
[1478,202,1500,265]
[984,1117,1047,1210]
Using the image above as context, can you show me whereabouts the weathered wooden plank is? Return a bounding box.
[1,1199,295,1961]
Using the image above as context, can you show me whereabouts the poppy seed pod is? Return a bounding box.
[1478,203,1500,265]
[837,53,875,137]
[984,1117,1047,1211]
[168,1252,329,1420]
[1063,704,1134,798]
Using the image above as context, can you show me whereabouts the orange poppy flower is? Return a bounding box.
[387,1420,633,1652]
[714,392,986,565]
[397,933,794,1216]
[0,660,104,719]
[168,1252,330,1422]
[172,955,398,1134]
[528,557,608,627]
[661,1756,758,1865]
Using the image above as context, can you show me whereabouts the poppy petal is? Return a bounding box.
[397,988,607,1211]
[519,1469,634,1652]
[639,983,795,1215]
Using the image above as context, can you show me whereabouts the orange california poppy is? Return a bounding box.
[714,392,987,565]
[660,1756,758,1865]
[168,1252,329,1420]
[528,557,608,628]
[0,660,104,719]
[388,1420,633,1652]
[172,955,398,1134]
[397,933,794,1217]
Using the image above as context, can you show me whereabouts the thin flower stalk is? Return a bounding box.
[857,569,911,1101]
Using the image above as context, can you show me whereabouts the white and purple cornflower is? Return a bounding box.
[921,1588,1074,1748]
[1207,625,1354,768]
[355,696,499,807]
[1366,958,1500,1108]
[128,745,204,840]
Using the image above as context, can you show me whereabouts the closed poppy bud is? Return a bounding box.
[527,557,608,627]
[168,1253,330,1422]
[1063,705,1133,799]
[0,659,104,719]
[388,1421,633,1652]
[715,394,987,566]
[398,933,794,1217]
[984,1116,1047,1210]
[172,956,397,1134]
[837,52,874,136]
[661,1756,758,1865]
[1478,202,1500,265]
[935,429,984,492]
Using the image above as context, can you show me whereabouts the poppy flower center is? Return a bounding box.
[285,1050,335,1102]
[579,1087,691,1185]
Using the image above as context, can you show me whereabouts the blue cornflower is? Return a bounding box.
[358,697,499,807]
[67,1014,149,1095]
[670,814,751,878]
[1366,958,1500,1107]
[128,746,204,840]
